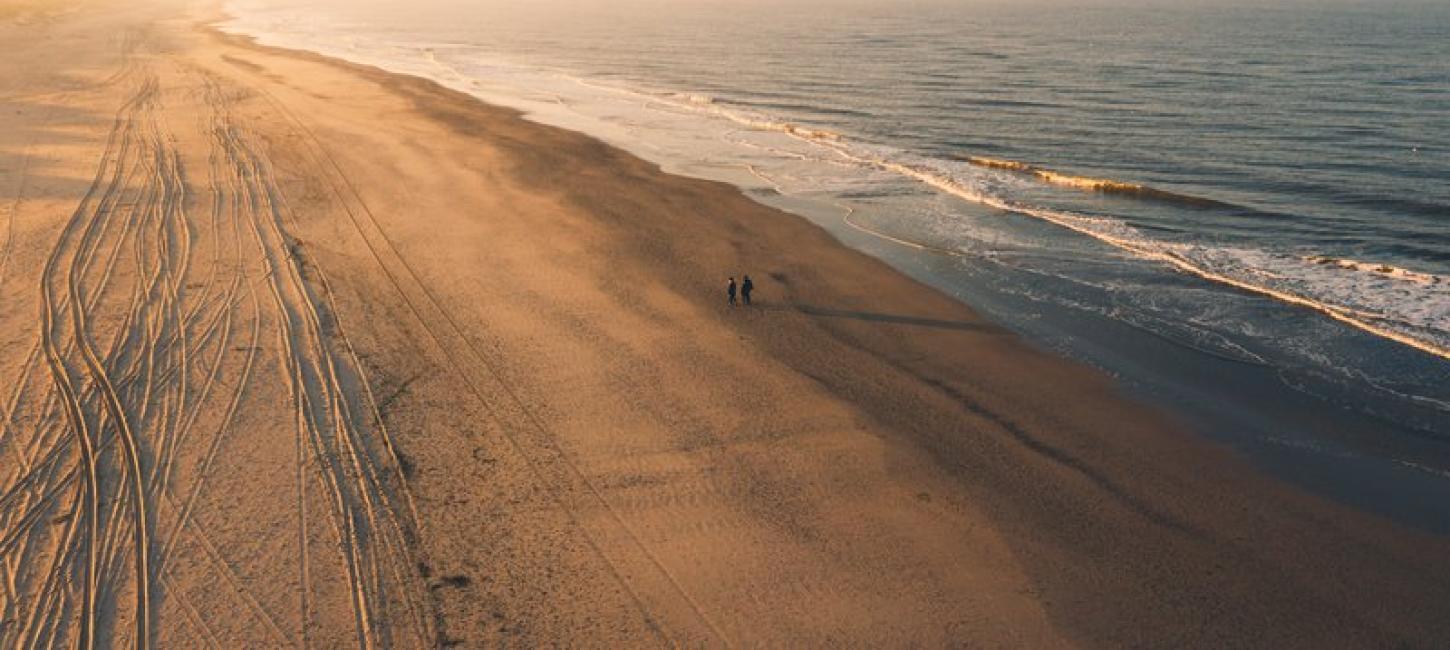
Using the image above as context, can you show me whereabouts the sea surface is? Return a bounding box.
[222,0,1450,528]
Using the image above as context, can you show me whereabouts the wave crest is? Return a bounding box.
[802,145,1450,360]
[1304,256,1444,287]
[966,157,1228,207]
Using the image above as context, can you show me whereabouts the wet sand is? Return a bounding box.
[2,1,1449,646]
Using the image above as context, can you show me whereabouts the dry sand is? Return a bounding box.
[2,1,1449,647]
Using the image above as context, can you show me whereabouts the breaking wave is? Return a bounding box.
[966,156,1231,208]
[641,94,1449,361]
[1303,255,1444,287]
[216,8,1450,364]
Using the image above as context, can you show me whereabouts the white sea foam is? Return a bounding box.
[218,2,1450,363]
[782,138,1450,360]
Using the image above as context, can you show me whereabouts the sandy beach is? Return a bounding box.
[2,0,1449,646]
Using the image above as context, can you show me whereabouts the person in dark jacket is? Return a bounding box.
[727,277,737,305]
[741,275,754,305]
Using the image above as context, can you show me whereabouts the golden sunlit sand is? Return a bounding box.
[2,1,1449,647]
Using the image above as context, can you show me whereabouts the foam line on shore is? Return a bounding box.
[491,70,1450,362]
[857,152,1450,361]
[644,96,1449,361]
[213,16,1450,363]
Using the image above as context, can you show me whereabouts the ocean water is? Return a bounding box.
[222,0,1450,526]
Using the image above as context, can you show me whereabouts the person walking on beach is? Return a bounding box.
[727,277,738,305]
[741,274,754,305]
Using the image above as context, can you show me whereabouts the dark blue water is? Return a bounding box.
[226,0,1450,528]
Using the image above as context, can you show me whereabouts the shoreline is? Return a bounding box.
[2,2,1449,645]
[211,8,1450,535]
[207,20,1450,645]
[213,5,1450,364]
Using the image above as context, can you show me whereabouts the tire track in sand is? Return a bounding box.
[234,63,728,647]
[5,35,435,649]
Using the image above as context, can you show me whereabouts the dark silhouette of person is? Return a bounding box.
[741,275,754,305]
[727,277,737,305]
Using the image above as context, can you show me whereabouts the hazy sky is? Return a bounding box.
[304,0,1441,7]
